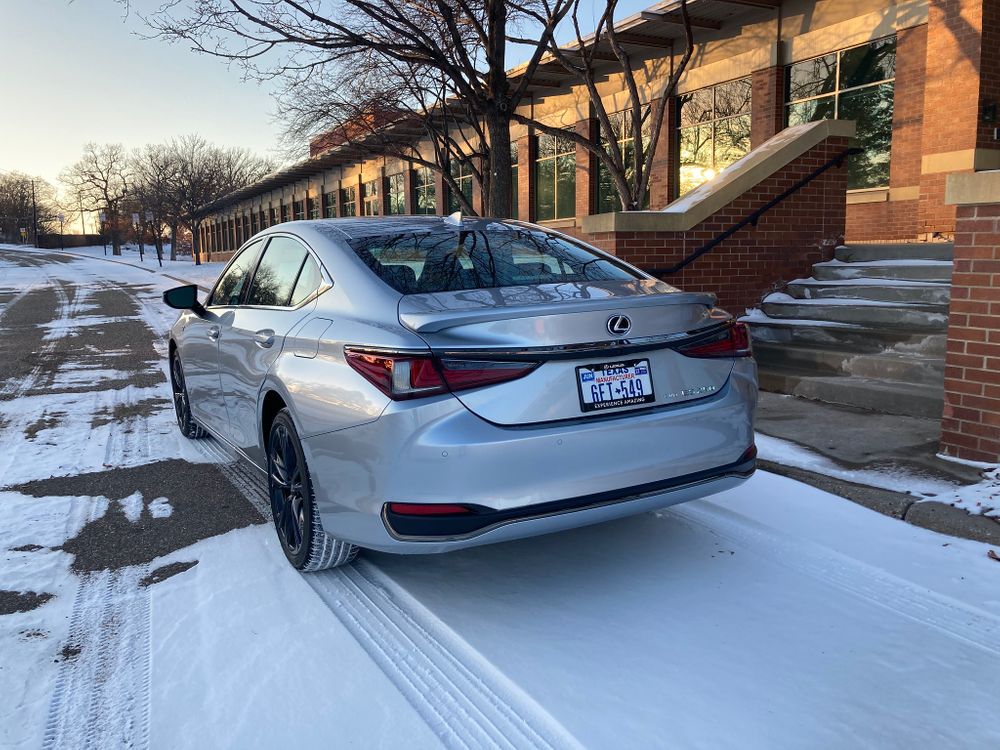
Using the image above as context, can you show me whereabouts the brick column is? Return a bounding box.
[919,0,997,237]
[516,133,533,222]
[751,66,784,148]
[940,171,1000,462]
[575,117,596,221]
[648,97,676,209]
[434,170,446,215]
[473,157,485,216]
[378,167,390,216]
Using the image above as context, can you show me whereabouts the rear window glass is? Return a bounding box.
[347,227,642,294]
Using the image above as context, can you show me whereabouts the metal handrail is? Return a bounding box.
[648,146,863,276]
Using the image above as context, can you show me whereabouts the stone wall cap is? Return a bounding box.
[945,170,1000,206]
[581,119,857,235]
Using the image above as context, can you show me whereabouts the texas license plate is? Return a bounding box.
[576,359,655,413]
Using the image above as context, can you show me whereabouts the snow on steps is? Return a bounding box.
[743,242,951,418]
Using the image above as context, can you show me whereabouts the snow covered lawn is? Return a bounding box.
[2,246,999,749]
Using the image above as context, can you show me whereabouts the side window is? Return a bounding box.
[289,255,323,307]
[246,236,309,307]
[209,240,263,307]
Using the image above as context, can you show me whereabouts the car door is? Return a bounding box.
[216,235,323,455]
[184,240,264,435]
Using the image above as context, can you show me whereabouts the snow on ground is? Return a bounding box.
[2,246,1000,749]
[923,469,1000,518]
[42,244,226,290]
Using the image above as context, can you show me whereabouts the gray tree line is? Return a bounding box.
[61,136,274,264]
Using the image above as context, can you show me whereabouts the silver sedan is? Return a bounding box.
[164,217,757,571]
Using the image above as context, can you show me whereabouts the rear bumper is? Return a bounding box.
[301,358,756,553]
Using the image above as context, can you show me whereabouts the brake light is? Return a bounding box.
[345,348,537,400]
[677,322,752,358]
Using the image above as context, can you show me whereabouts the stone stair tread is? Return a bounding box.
[756,369,944,418]
[834,242,954,262]
[814,259,953,267]
[789,277,949,287]
[764,292,943,308]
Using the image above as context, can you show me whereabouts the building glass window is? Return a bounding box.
[510,142,518,219]
[293,200,305,221]
[307,196,319,219]
[387,173,406,215]
[269,206,277,226]
[341,185,357,216]
[678,77,752,196]
[534,132,576,221]
[414,166,436,214]
[242,213,251,241]
[251,211,259,235]
[280,204,289,223]
[447,160,474,214]
[362,180,380,216]
[322,190,336,218]
[259,209,266,229]
[786,35,896,189]
[597,111,652,214]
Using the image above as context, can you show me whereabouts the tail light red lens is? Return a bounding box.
[387,503,472,516]
[677,322,752,359]
[345,348,538,400]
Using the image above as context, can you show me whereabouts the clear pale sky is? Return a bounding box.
[0,0,653,192]
[0,1,284,188]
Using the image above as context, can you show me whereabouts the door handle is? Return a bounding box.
[254,329,275,348]
[207,325,220,340]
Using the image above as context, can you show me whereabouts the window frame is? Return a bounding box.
[413,166,436,215]
[446,159,474,214]
[362,179,381,216]
[223,233,334,311]
[341,185,357,217]
[206,238,266,308]
[533,132,577,222]
[784,35,896,190]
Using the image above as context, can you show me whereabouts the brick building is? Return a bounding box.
[195,0,999,257]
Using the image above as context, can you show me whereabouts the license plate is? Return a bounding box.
[576,359,655,413]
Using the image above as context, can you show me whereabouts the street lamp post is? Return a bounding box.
[146,210,161,267]
[99,211,107,255]
[58,213,65,250]
[132,212,144,262]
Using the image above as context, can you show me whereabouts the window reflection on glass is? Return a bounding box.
[447,160,474,214]
[677,77,752,196]
[307,197,319,220]
[322,191,336,218]
[785,35,896,189]
[290,255,322,306]
[247,237,309,307]
[534,132,576,221]
[341,186,357,216]
[210,241,262,306]
[414,167,436,214]
[596,110,652,214]
[387,173,406,215]
[362,180,380,216]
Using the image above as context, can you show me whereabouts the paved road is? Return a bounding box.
[2,247,999,750]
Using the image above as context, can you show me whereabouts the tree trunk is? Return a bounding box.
[192,220,202,266]
[169,223,178,261]
[484,111,513,219]
[111,217,122,256]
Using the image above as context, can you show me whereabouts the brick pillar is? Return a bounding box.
[751,66,784,148]
[403,168,415,214]
[648,97,676,209]
[434,170,446,215]
[575,118,596,221]
[516,133,533,222]
[919,0,995,237]
[473,157,485,216]
[940,172,1000,462]
[978,0,1000,152]
[378,167,389,216]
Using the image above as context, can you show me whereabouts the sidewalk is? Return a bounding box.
[756,391,1000,545]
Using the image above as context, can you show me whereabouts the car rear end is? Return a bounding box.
[300,220,757,552]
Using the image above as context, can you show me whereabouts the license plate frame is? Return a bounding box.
[575,358,656,413]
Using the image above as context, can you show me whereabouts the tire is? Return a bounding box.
[267,409,359,571]
[170,351,207,439]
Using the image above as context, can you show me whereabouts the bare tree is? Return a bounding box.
[513,0,695,211]
[167,135,274,264]
[132,143,183,263]
[144,0,574,218]
[0,172,60,244]
[62,143,131,255]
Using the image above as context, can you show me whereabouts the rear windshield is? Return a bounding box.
[346,227,643,294]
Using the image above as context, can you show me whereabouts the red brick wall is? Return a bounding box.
[648,97,676,209]
[847,199,920,242]
[751,66,784,149]
[940,203,1000,462]
[585,137,850,312]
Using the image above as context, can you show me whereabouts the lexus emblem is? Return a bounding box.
[607,315,632,336]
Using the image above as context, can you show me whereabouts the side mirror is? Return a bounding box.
[163,285,204,313]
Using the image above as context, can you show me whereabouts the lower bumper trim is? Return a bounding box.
[382,449,757,541]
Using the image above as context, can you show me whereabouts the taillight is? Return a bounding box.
[677,322,752,358]
[387,503,472,515]
[345,348,537,400]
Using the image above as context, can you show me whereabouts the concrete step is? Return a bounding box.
[785,279,951,305]
[757,369,944,418]
[760,295,950,331]
[835,242,954,262]
[752,343,946,386]
[745,313,947,354]
[812,259,953,282]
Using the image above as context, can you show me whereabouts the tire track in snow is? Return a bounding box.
[43,503,152,750]
[672,501,1000,657]
[215,452,580,750]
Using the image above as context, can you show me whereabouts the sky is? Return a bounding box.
[0,1,284,189]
